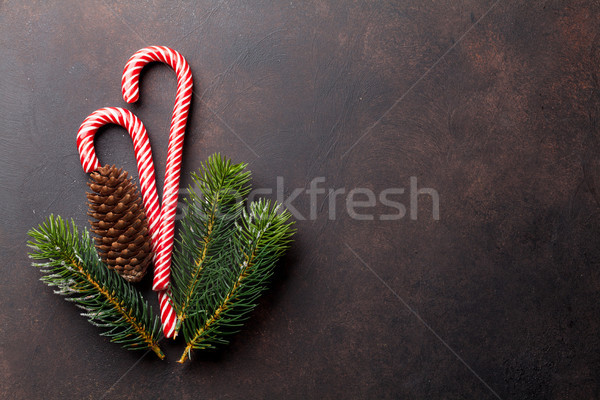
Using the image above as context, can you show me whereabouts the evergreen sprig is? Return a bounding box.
[27,215,165,359]
[171,153,251,335]
[177,199,295,363]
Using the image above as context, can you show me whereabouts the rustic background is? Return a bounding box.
[2,1,600,398]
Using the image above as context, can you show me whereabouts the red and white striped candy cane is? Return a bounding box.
[122,46,192,293]
[77,106,177,338]
[122,46,192,339]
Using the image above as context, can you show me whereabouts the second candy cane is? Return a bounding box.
[77,107,178,338]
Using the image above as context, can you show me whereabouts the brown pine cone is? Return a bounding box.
[87,165,153,283]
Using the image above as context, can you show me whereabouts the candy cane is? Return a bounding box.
[76,106,177,338]
[122,46,192,339]
[122,46,192,293]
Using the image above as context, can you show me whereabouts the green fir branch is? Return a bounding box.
[178,199,295,363]
[27,215,165,359]
[171,154,251,335]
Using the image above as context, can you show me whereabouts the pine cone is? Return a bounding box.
[87,165,153,283]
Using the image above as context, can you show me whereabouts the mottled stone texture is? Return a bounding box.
[1,1,600,399]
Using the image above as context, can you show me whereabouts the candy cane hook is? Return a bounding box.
[122,46,193,293]
[77,107,161,246]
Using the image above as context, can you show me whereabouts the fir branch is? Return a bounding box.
[171,154,251,334]
[27,215,165,359]
[178,199,295,363]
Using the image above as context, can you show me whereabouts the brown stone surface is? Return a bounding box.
[2,0,600,398]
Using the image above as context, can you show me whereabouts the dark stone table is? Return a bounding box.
[1,1,599,398]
